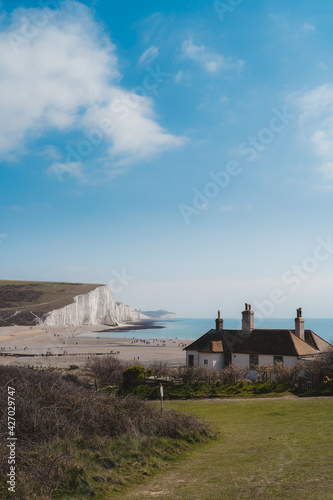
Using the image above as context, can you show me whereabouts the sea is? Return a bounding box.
[85,318,333,344]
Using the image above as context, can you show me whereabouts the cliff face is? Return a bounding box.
[156,313,176,320]
[41,285,143,327]
[139,309,176,320]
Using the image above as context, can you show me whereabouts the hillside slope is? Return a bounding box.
[0,280,141,326]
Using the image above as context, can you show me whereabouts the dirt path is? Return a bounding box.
[191,395,333,401]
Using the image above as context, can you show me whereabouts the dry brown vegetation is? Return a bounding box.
[0,365,212,498]
[86,355,130,387]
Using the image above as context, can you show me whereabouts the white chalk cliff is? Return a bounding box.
[40,285,148,327]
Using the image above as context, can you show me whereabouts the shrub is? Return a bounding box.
[256,364,274,383]
[86,355,128,386]
[273,361,304,386]
[177,367,220,385]
[145,361,173,378]
[0,365,212,498]
[219,365,245,384]
[123,365,153,392]
[303,350,333,385]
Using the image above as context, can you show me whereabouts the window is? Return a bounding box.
[224,352,232,367]
[249,354,259,370]
[204,359,208,365]
[273,355,284,365]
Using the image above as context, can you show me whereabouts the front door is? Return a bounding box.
[188,354,194,367]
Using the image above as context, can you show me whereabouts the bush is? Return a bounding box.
[177,367,220,385]
[145,361,173,378]
[303,350,333,385]
[219,365,245,384]
[0,365,212,498]
[273,361,304,386]
[123,365,153,391]
[86,355,128,386]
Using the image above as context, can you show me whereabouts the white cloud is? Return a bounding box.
[219,96,229,104]
[219,204,236,212]
[0,2,184,165]
[10,205,27,212]
[320,162,333,179]
[43,145,63,161]
[48,162,85,182]
[295,84,333,180]
[181,38,244,74]
[296,84,333,118]
[303,22,315,32]
[82,87,185,161]
[175,70,183,83]
[138,45,159,65]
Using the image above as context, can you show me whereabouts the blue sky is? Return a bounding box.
[1,0,333,318]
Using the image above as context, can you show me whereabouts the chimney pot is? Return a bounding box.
[295,308,305,340]
[215,310,224,331]
[242,303,254,332]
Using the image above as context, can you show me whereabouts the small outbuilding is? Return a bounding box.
[184,305,332,374]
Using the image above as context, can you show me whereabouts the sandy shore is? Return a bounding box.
[0,324,189,368]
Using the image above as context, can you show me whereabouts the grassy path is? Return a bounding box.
[115,398,333,500]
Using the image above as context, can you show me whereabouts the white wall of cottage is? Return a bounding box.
[186,351,299,371]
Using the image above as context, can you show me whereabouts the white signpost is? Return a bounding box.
[160,384,164,413]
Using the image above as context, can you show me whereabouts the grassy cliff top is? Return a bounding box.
[0,280,102,325]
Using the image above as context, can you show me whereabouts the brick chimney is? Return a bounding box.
[295,307,305,341]
[215,310,224,331]
[242,303,254,332]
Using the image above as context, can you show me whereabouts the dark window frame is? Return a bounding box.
[224,352,232,367]
[249,353,259,370]
[273,355,284,365]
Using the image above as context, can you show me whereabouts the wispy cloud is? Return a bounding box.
[138,45,159,65]
[175,70,183,83]
[0,2,184,168]
[48,162,85,182]
[303,22,315,32]
[219,204,236,212]
[10,205,27,212]
[294,84,333,180]
[181,38,244,74]
[219,96,229,104]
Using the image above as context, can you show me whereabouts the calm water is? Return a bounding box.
[84,318,333,343]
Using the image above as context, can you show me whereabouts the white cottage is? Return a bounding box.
[185,305,332,373]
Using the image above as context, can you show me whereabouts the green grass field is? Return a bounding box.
[117,398,333,500]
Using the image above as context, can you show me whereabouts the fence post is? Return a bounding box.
[160,384,164,414]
